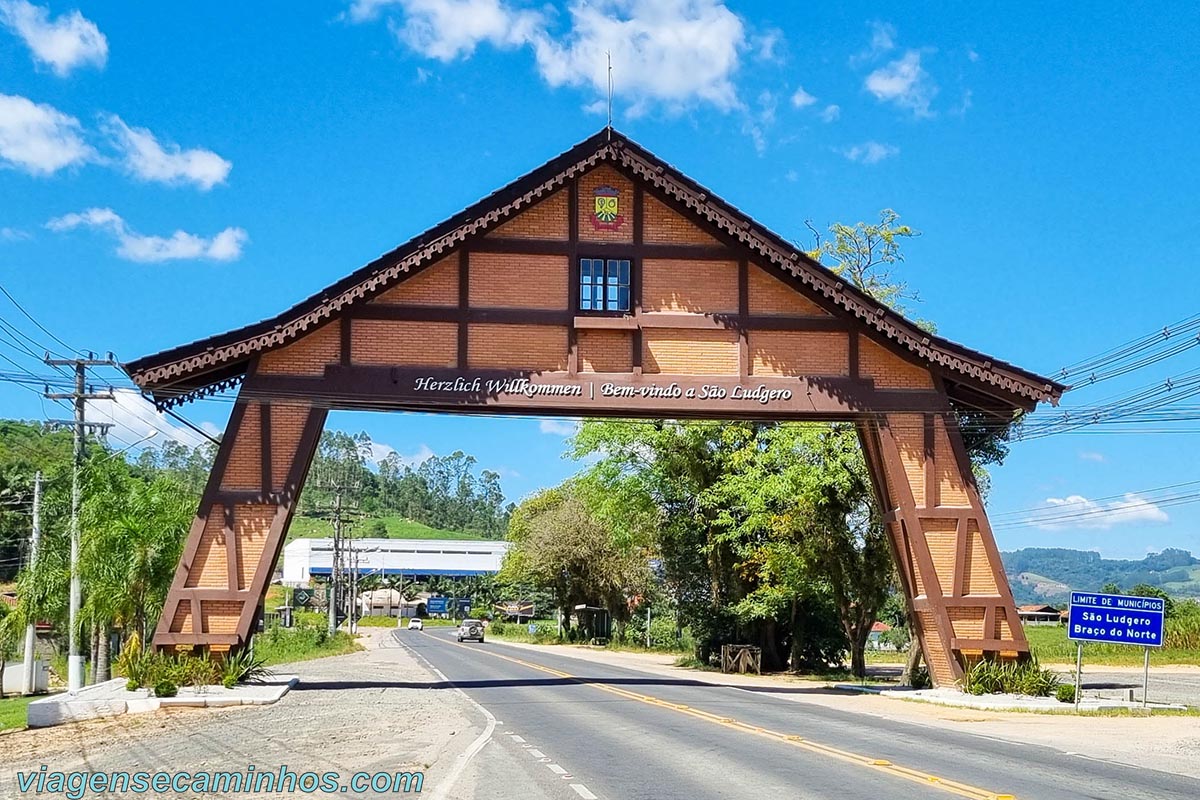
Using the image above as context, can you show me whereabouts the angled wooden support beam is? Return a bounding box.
[153,381,326,653]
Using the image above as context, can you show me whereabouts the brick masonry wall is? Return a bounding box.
[642,259,737,313]
[643,194,719,245]
[748,265,829,316]
[469,323,567,371]
[257,321,341,376]
[235,505,275,591]
[370,256,458,306]
[578,329,631,372]
[643,329,737,375]
[269,403,309,492]
[351,320,458,367]
[469,253,568,309]
[749,331,849,376]
[860,336,934,389]
[220,405,261,491]
[578,165,633,244]
[201,600,242,635]
[488,190,568,240]
[185,510,227,589]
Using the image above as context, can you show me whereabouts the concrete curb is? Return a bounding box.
[27,676,299,728]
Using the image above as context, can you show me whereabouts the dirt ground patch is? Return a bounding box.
[0,629,486,798]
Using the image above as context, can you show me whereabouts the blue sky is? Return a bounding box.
[1,1,1198,559]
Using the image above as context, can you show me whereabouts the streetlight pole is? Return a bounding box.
[21,472,41,695]
[45,354,116,693]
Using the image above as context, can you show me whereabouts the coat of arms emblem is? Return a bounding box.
[591,186,624,231]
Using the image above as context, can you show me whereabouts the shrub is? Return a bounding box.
[153,680,177,698]
[1056,684,1076,704]
[114,632,146,686]
[960,657,1060,697]
[221,648,272,686]
[125,678,139,692]
[908,666,931,690]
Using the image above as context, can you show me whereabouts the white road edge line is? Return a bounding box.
[529,749,546,759]
[511,735,526,743]
[394,632,498,800]
[570,784,598,799]
[547,764,568,775]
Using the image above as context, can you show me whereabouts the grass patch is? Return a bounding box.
[253,624,362,667]
[1024,625,1200,666]
[354,615,400,628]
[287,515,482,542]
[0,694,40,731]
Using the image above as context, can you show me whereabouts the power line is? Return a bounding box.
[0,282,83,358]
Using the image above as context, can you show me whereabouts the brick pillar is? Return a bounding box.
[153,389,325,652]
[858,412,1028,687]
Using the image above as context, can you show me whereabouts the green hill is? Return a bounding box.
[287,514,489,542]
[1002,547,1200,604]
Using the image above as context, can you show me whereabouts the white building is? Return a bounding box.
[282,538,509,586]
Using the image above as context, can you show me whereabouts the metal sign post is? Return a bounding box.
[1143,646,1150,709]
[1068,590,1166,711]
[1080,642,1089,714]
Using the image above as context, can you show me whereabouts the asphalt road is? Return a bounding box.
[396,628,1200,800]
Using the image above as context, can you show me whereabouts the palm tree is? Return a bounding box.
[82,461,192,681]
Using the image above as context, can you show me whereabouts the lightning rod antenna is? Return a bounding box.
[606,51,613,139]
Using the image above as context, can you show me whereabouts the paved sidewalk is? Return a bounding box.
[491,639,1200,780]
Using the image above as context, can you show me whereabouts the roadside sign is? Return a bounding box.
[457,598,472,614]
[528,623,537,634]
[494,600,534,618]
[426,597,448,614]
[1067,591,1165,647]
[293,588,313,608]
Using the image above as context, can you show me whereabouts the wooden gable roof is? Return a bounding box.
[124,128,1064,412]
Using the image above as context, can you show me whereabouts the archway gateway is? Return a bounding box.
[125,129,1063,686]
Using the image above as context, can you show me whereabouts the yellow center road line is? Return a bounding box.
[420,632,1016,800]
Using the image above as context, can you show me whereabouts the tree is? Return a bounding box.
[81,457,194,680]
[502,484,648,633]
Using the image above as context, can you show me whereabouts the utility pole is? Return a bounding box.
[45,353,116,693]
[327,490,343,636]
[21,472,42,695]
[348,536,359,635]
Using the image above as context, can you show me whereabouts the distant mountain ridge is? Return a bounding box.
[1001,547,1200,604]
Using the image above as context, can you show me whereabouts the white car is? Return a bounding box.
[457,619,484,643]
[406,618,423,630]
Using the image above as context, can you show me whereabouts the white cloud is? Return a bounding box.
[751,28,783,63]
[46,207,248,263]
[371,442,436,467]
[532,1,746,115]
[0,0,107,75]
[100,115,231,190]
[351,1,749,114]
[840,141,898,164]
[0,226,31,241]
[850,20,895,66]
[1078,451,1106,463]
[865,49,937,117]
[790,85,816,108]
[1036,493,1169,530]
[0,93,93,174]
[819,103,840,122]
[539,418,579,436]
[389,0,543,61]
[94,389,213,449]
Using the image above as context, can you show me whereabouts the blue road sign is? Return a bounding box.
[426,597,448,614]
[457,598,472,613]
[1067,591,1165,647]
